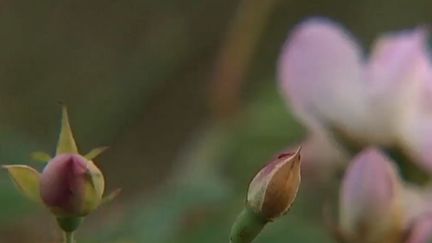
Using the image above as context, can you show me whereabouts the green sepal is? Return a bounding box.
[84,146,109,160]
[31,151,52,163]
[80,170,103,215]
[230,207,268,243]
[101,188,121,205]
[56,106,79,155]
[3,165,42,203]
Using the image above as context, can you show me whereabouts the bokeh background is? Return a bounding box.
[0,0,431,242]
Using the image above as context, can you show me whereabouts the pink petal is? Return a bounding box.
[366,28,432,145]
[278,18,367,135]
[339,148,402,234]
[367,28,429,95]
[400,119,432,172]
[397,67,432,172]
[40,154,88,214]
[407,215,432,243]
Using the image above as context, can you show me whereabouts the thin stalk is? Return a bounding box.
[230,207,268,243]
[63,231,75,243]
[209,0,281,119]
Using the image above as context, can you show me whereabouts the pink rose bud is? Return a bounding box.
[339,148,404,242]
[247,148,301,220]
[3,106,117,234]
[40,153,105,217]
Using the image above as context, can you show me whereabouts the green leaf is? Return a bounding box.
[56,106,79,155]
[3,165,42,203]
[30,151,52,163]
[84,146,109,160]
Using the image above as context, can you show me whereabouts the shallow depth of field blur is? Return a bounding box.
[0,0,431,242]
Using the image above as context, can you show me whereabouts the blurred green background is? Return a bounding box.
[0,0,431,242]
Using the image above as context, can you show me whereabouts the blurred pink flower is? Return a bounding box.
[278,18,432,171]
[339,148,404,242]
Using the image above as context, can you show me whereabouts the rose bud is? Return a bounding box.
[3,106,118,235]
[230,148,301,243]
[339,148,404,243]
[40,153,104,217]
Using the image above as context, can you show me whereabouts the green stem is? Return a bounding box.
[63,231,75,243]
[230,207,268,243]
[56,217,83,232]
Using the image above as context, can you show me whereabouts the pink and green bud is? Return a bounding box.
[3,106,117,234]
[230,148,301,243]
[339,148,404,242]
[40,153,104,217]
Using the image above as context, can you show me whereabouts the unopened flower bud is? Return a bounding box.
[247,148,301,220]
[230,148,301,243]
[40,153,105,217]
[339,148,404,243]
[3,106,117,235]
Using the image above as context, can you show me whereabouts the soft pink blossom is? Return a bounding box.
[278,18,432,171]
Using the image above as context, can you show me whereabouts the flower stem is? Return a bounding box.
[63,231,75,243]
[230,207,268,243]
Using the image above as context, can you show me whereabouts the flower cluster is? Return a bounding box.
[278,18,432,243]
[279,18,432,172]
